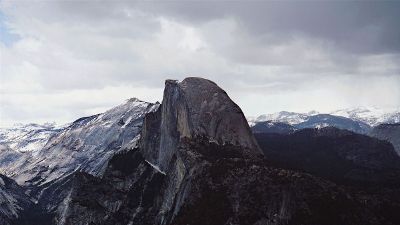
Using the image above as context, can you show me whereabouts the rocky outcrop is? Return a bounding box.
[140,78,262,171]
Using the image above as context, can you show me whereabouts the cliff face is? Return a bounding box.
[140,78,262,171]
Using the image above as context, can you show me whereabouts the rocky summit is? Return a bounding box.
[140,78,262,172]
[1,77,400,225]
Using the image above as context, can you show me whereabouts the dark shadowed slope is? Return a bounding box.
[255,127,400,185]
[370,123,400,156]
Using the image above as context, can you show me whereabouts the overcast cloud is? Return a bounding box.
[0,1,399,127]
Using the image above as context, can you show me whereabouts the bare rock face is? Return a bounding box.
[140,77,261,171]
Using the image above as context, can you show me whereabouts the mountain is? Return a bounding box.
[370,123,400,156]
[0,123,61,181]
[0,123,61,154]
[254,127,400,185]
[0,98,158,189]
[251,121,296,134]
[0,174,32,225]
[30,78,400,225]
[250,107,400,129]
[250,113,371,134]
[252,111,316,125]
[295,114,371,134]
[331,107,400,126]
[1,77,400,225]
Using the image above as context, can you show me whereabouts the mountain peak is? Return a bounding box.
[140,77,262,171]
[125,97,144,103]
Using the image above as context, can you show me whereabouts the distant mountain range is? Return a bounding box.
[249,107,400,127]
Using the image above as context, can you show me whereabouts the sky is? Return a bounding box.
[0,1,399,127]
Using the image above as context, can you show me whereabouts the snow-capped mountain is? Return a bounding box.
[249,112,371,134]
[249,107,400,132]
[251,121,296,134]
[330,107,400,126]
[252,111,318,125]
[295,114,371,134]
[0,98,159,188]
[0,123,61,154]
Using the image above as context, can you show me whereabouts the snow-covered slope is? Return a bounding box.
[251,111,318,125]
[330,107,400,126]
[295,114,371,134]
[0,124,62,181]
[249,108,400,129]
[0,98,159,188]
[0,123,61,154]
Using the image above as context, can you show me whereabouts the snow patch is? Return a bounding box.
[145,160,166,175]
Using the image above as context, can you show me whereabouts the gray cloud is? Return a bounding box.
[137,1,400,54]
[0,1,399,127]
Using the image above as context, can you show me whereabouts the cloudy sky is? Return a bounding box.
[0,1,399,127]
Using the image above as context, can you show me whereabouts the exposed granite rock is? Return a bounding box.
[140,77,262,171]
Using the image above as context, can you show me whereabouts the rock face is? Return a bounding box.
[255,127,400,185]
[370,123,400,156]
[140,78,261,171]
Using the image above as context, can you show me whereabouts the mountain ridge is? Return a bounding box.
[250,107,400,127]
